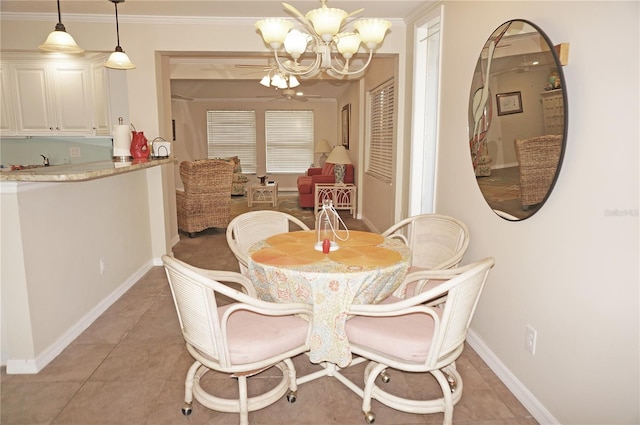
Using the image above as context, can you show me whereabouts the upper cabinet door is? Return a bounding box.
[0,64,17,136]
[49,64,94,135]
[91,62,111,136]
[11,63,94,135]
[11,64,54,134]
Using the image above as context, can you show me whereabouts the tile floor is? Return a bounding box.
[2,208,539,425]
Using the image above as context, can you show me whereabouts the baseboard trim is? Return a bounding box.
[466,330,559,425]
[5,261,154,374]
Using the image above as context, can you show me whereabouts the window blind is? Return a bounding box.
[366,79,395,183]
[206,110,256,173]
[265,110,314,173]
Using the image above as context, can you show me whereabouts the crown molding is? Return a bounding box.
[1,12,406,27]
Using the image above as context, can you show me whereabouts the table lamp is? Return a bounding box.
[326,145,352,185]
[315,139,332,167]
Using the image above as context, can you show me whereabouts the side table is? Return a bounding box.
[314,183,356,218]
[248,182,278,207]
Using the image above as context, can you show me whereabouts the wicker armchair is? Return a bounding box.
[176,159,234,237]
[514,135,563,210]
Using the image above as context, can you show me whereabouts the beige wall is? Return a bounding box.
[358,56,399,232]
[406,2,639,424]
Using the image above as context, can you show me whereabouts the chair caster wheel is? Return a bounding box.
[445,372,458,392]
[286,390,297,403]
[364,411,376,424]
[380,371,391,383]
[181,403,192,416]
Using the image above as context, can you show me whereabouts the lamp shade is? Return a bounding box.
[306,5,347,42]
[326,145,351,164]
[105,50,136,70]
[39,29,84,53]
[259,74,271,87]
[256,19,293,49]
[354,19,392,49]
[315,139,332,154]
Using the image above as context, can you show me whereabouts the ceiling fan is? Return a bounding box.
[171,93,193,101]
[258,88,320,102]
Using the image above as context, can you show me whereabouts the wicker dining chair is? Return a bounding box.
[514,135,563,210]
[162,255,313,425]
[176,159,234,237]
[382,214,470,298]
[345,258,495,425]
[226,210,310,275]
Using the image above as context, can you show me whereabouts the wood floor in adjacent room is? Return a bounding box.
[1,195,539,425]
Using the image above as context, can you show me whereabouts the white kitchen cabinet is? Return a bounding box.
[0,64,17,136]
[91,61,130,135]
[10,62,94,135]
[91,62,111,135]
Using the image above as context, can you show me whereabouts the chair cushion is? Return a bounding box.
[346,307,442,363]
[220,304,309,364]
[322,162,335,176]
[234,174,249,183]
[217,156,243,174]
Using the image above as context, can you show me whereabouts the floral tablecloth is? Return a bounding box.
[248,230,411,367]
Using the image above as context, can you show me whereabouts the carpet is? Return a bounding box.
[231,193,368,232]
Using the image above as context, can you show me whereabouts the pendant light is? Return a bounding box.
[104,0,135,70]
[39,0,84,54]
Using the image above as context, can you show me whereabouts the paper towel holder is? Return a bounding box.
[112,117,133,162]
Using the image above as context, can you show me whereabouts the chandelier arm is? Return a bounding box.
[272,50,322,77]
[282,3,318,35]
[328,50,374,76]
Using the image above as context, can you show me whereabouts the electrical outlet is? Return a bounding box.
[70,147,81,158]
[525,325,537,355]
[99,258,106,275]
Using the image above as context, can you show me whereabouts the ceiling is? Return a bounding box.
[2,1,428,101]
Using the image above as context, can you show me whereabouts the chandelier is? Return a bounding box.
[255,1,391,79]
[260,70,300,89]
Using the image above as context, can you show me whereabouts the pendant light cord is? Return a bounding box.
[114,1,121,48]
[54,0,66,31]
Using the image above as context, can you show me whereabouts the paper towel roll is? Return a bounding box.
[112,125,131,158]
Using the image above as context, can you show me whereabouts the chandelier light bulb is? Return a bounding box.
[284,30,310,59]
[336,33,361,59]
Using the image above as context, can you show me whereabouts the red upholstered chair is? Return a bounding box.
[296,162,354,208]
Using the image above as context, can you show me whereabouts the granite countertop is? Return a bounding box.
[0,158,174,182]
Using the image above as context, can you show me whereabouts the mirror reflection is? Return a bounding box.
[468,20,567,220]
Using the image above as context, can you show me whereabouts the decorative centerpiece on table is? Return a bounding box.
[315,199,349,253]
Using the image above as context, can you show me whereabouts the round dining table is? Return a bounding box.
[247,230,411,367]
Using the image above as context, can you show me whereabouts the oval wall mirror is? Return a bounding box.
[468,20,567,220]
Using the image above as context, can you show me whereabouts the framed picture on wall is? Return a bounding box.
[341,104,350,149]
[496,91,523,115]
